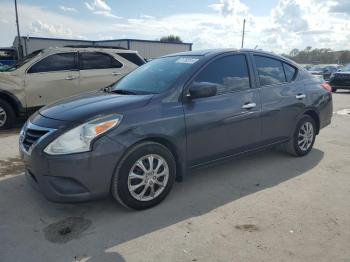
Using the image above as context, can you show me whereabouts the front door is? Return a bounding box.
[183,54,262,166]
[24,52,79,108]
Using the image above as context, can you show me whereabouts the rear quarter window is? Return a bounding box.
[283,63,297,82]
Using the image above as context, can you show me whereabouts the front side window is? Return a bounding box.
[80,52,122,70]
[254,55,286,86]
[193,55,251,94]
[28,53,76,73]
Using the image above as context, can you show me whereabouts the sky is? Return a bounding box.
[0,0,349,54]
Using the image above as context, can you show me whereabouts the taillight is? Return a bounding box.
[321,83,332,92]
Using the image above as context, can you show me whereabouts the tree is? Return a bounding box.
[160,35,183,43]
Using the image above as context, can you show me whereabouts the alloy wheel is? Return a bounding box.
[128,154,169,202]
[0,106,7,127]
[298,121,314,151]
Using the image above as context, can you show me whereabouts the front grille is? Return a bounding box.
[22,126,49,151]
[335,74,350,79]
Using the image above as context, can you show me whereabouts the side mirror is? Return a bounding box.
[338,69,342,72]
[188,82,217,99]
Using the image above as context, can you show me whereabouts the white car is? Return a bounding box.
[0,46,145,129]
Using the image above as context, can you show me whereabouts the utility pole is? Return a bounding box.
[14,0,23,59]
[241,19,246,49]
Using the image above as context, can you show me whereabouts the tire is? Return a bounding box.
[331,87,337,93]
[111,141,176,210]
[286,115,316,157]
[0,98,16,130]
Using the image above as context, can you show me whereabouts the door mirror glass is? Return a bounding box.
[188,82,217,99]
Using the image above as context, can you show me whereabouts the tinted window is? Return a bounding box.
[254,56,286,86]
[28,53,76,73]
[80,52,122,70]
[117,53,145,66]
[193,55,250,94]
[283,63,297,82]
[112,56,199,94]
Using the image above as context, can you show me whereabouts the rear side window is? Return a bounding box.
[80,52,122,70]
[117,53,145,66]
[28,53,76,73]
[283,63,297,82]
[193,54,251,94]
[254,55,285,86]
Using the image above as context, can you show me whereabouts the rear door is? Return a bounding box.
[24,52,79,108]
[78,52,128,92]
[183,53,262,166]
[252,54,305,143]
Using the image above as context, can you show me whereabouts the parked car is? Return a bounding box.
[308,64,340,81]
[300,64,313,70]
[0,47,18,68]
[328,63,350,92]
[0,47,145,129]
[20,49,333,210]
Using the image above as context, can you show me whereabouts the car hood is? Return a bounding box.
[335,71,350,75]
[309,71,323,74]
[39,91,153,123]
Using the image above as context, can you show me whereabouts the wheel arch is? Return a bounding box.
[137,136,185,181]
[303,109,320,134]
[0,89,25,117]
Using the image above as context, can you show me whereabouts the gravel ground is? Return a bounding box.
[0,92,349,262]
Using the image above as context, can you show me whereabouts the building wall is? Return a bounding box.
[14,37,93,56]
[94,40,129,49]
[14,37,192,59]
[130,41,191,59]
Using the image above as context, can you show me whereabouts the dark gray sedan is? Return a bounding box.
[19,49,333,209]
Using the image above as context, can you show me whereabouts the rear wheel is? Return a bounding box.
[286,115,316,157]
[0,99,15,130]
[111,141,176,210]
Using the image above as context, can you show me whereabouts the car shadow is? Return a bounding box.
[0,148,324,262]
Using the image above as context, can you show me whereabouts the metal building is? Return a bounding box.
[13,36,193,60]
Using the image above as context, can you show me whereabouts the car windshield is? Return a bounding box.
[341,64,350,72]
[111,56,200,94]
[0,51,41,72]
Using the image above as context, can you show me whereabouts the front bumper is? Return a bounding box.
[20,117,126,203]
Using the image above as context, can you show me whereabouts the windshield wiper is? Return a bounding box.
[111,89,138,95]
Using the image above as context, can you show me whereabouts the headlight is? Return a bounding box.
[44,114,122,155]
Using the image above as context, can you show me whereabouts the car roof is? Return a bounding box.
[41,47,139,54]
[162,48,299,66]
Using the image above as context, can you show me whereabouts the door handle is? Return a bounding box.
[242,102,257,110]
[112,72,122,76]
[296,94,306,99]
[65,76,77,80]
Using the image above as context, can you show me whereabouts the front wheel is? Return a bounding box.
[111,141,176,210]
[286,115,316,157]
[0,99,16,130]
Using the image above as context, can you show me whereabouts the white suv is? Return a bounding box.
[0,46,145,129]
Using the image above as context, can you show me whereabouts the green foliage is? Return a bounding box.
[160,35,183,43]
[282,47,350,64]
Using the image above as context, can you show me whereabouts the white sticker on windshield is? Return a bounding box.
[176,58,199,64]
